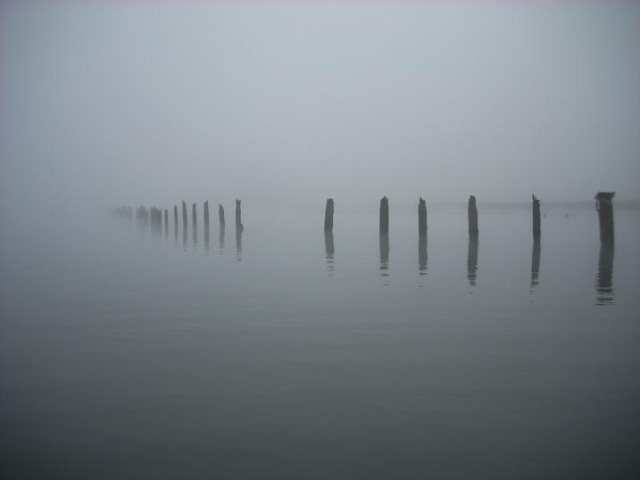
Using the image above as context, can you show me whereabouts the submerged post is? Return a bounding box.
[418,197,427,237]
[324,198,334,232]
[595,192,615,244]
[379,196,389,235]
[532,194,541,241]
[468,195,478,237]
[235,199,243,231]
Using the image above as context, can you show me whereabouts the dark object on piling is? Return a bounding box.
[418,198,427,237]
[235,199,244,231]
[324,199,334,232]
[468,196,478,237]
[219,204,225,226]
[595,192,615,244]
[532,194,541,241]
[379,197,389,235]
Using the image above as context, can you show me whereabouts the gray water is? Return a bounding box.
[1,205,639,479]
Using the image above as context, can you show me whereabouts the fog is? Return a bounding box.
[1,1,640,219]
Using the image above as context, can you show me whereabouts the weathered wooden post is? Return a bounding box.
[182,201,188,230]
[595,192,615,244]
[418,197,427,237]
[532,194,541,241]
[219,204,225,227]
[468,195,478,237]
[324,199,334,232]
[379,196,389,235]
[235,199,243,231]
[164,209,169,237]
[192,203,197,245]
[204,200,210,247]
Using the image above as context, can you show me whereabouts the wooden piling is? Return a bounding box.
[596,242,614,305]
[204,201,209,229]
[192,203,197,228]
[530,240,541,290]
[164,209,169,236]
[182,201,188,230]
[468,195,478,237]
[532,194,541,241]
[418,235,427,275]
[219,204,225,227]
[324,198,334,232]
[467,237,478,286]
[418,198,427,237]
[174,205,178,230]
[379,197,389,235]
[595,192,615,244]
[235,199,243,231]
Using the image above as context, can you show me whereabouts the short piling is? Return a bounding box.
[379,197,389,235]
[595,192,615,244]
[324,199,334,232]
[532,194,541,241]
[418,197,427,237]
[468,195,478,237]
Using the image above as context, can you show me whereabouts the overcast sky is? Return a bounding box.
[1,1,639,214]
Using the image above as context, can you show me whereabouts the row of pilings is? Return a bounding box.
[322,192,615,243]
[117,192,616,245]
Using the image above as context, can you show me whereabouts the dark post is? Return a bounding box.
[219,204,225,227]
[418,197,427,237]
[468,195,478,237]
[204,201,210,230]
[164,209,169,236]
[182,201,188,230]
[530,240,541,291]
[379,196,389,235]
[174,205,178,229]
[595,192,615,244]
[324,198,334,232]
[235,199,243,231]
[467,236,478,287]
[192,203,197,228]
[532,194,541,241]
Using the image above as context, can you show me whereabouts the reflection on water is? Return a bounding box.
[467,237,478,287]
[380,234,390,281]
[324,231,335,275]
[418,235,427,276]
[219,225,225,255]
[530,240,541,291]
[236,228,243,262]
[596,242,614,306]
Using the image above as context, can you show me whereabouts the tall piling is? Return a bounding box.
[532,194,541,241]
[324,199,334,232]
[418,197,427,237]
[595,192,615,244]
[468,195,478,237]
[235,199,243,231]
[379,197,389,235]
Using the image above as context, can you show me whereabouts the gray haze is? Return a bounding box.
[1,1,639,216]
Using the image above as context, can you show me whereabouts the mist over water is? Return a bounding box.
[2,202,640,479]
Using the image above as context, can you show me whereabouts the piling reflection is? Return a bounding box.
[324,231,335,275]
[596,242,614,306]
[380,234,390,279]
[236,228,243,261]
[418,235,427,276]
[530,240,541,291]
[467,237,478,287]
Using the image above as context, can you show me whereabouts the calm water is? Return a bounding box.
[1,205,640,479]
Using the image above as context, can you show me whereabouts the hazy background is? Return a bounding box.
[1,1,639,217]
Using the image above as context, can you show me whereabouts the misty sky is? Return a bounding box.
[1,1,639,214]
